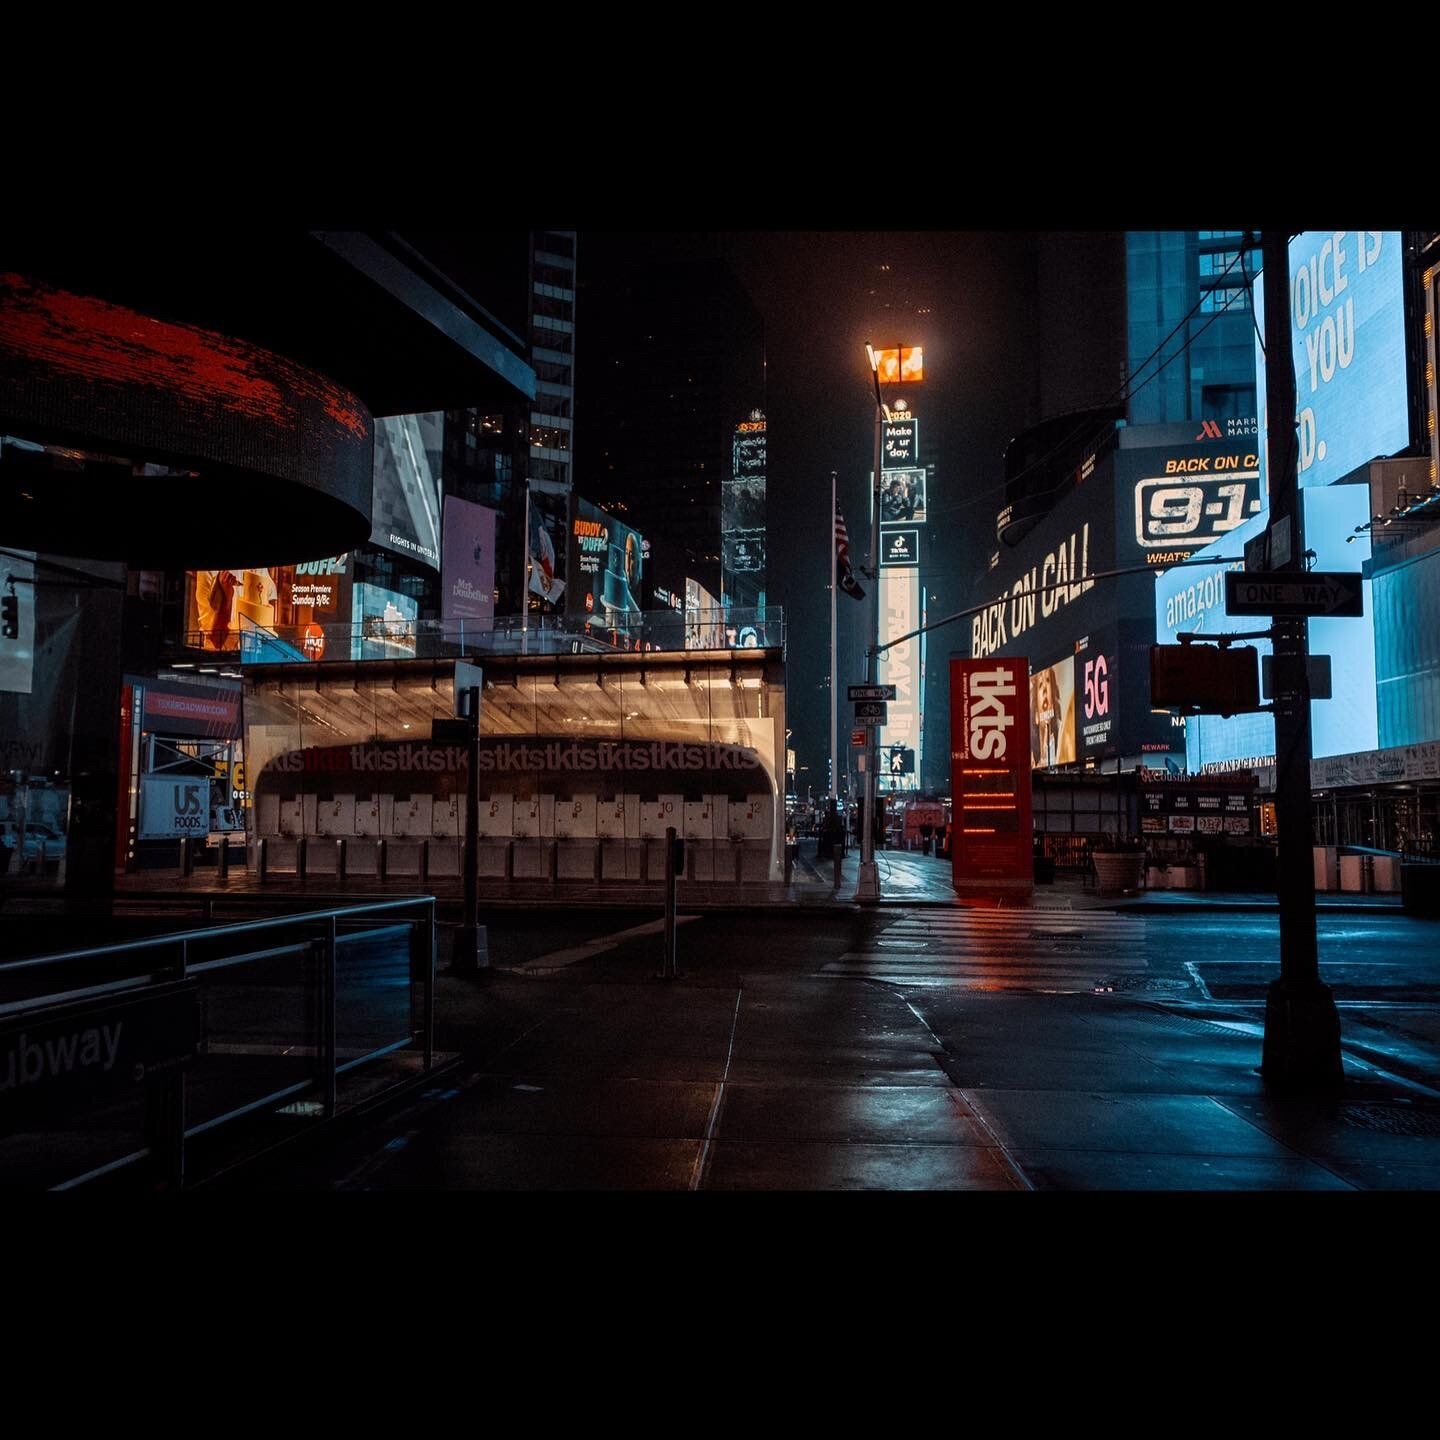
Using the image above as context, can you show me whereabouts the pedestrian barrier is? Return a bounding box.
[0,896,437,1191]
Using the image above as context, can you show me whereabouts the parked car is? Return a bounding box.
[0,822,67,868]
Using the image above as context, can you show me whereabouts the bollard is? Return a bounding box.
[418,838,429,885]
[336,836,347,880]
[376,837,387,881]
[257,837,268,883]
[180,836,193,877]
[660,825,680,979]
[217,835,229,881]
[296,835,307,882]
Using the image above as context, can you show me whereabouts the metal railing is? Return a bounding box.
[0,897,437,1191]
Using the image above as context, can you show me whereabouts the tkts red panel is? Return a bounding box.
[951,657,1032,888]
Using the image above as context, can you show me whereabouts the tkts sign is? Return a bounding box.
[951,658,1032,888]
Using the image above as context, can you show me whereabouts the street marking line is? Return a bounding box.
[518,916,702,971]
[897,998,1034,1192]
[692,989,743,1192]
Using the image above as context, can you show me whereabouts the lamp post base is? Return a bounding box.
[1261,978,1343,1089]
[855,860,880,904]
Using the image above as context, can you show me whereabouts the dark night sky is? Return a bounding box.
[578,231,1126,795]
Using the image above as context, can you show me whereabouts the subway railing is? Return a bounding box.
[0,897,437,1191]
[176,607,785,665]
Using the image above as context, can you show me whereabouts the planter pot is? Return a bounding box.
[1093,850,1145,894]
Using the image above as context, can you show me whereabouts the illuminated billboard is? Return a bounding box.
[951,657,1032,887]
[880,468,927,526]
[1253,231,1409,492]
[1029,655,1077,769]
[724,415,767,597]
[1152,483,1377,767]
[570,499,644,629]
[882,417,918,467]
[352,582,418,661]
[874,347,924,385]
[371,412,444,570]
[1115,435,1265,568]
[441,496,496,626]
[879,566,921,782]
[187,557,352,660]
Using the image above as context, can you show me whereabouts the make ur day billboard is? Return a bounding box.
[1253,232,1409,491]
[442,496,496,625]
[951,657,1032,888]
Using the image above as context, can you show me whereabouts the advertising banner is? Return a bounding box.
[1029,655,1077,769]
[879,566,921,780]
[139,775,212,838]
[187,556,352,660]
[882,417,918,467]
[1253,231,1409,492]
[138,678,242,740]
[442,496,497,626]
[879,468,927,526]
[352,582,418,661]
[1117,439,1265,568]
[951,657,1032,887]
[881,529,920,567]
[570,499,643,628]
[371,412,444,570]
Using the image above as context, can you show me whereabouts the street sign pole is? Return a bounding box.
[1260,229,1341,1087]
[858,367,883,903]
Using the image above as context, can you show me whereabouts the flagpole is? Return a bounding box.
[521,482,531,656]
[830,470,838,802]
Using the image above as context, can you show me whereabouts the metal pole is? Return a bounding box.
[324,914,338,1118]
[662,824,678,978]
[453,684,486,972]
[1258,228,1342,1087]
[830,469,838,802]
[857,366,883,903]
[520,484,531,657]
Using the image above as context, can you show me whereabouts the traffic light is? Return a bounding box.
[1150,643,1260,716]
[1,591,17,640]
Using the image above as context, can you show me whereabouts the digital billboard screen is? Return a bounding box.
[371,412,444,570]
[882,417,918,467]
[352,582,419,661]
[570,499,644,628]
[1152,483,1377,767]
[1029,655,1077,769]
[1253,231,1409,491]
[441,496,496,626]
[187,557,352,661]
[880,468,927,526]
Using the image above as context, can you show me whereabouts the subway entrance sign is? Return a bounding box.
[1224,571,1364,618]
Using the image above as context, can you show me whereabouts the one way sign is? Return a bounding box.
[1224,571,1364,619]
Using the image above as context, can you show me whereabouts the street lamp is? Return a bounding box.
[857,342,889,903]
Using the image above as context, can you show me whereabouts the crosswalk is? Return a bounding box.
[819,907,1152,991]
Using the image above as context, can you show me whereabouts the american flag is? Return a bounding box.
[835,501,865,601]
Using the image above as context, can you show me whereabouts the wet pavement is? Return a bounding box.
[243,892,1440,1193]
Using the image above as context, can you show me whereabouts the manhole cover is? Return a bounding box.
[1338,1104,1440,1137]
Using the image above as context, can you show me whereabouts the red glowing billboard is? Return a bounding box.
[951,657,1032,888]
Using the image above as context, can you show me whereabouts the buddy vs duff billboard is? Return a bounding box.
[951,658,1032,888]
